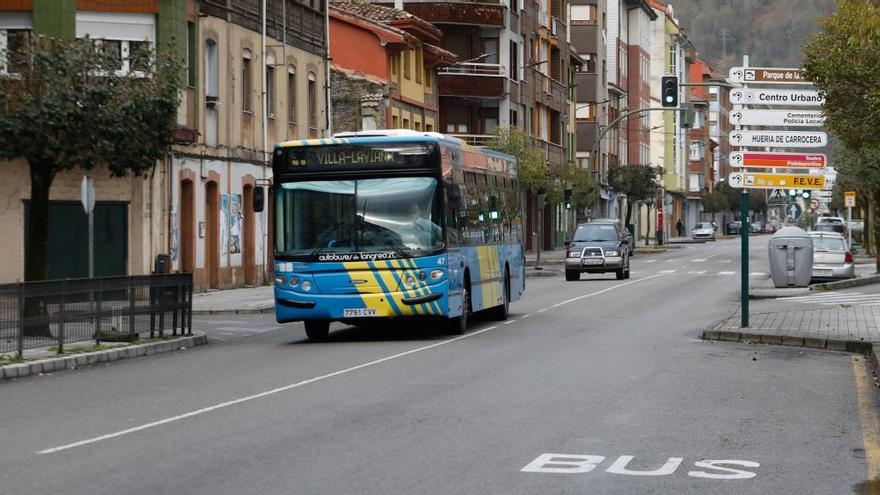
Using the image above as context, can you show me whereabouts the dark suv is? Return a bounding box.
[564,222,632,281]
[591,217,634,256]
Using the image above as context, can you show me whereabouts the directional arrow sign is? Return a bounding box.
[728,107,825,127]
[728,67,810,84]
[729,151,826,169]
[729,130,827,148]
[729,88,824,106]
[727,172,826,190]
[786,203,803,220]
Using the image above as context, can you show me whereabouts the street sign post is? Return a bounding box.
[729,151,826,169]
[786,203,803,220]
[728,67,809,84]
[81,176,95,279]
[729,88,825,106]
[845,191,857,247]
[728,107,825,127]
[729,130,828,148]
[727,172,826,190]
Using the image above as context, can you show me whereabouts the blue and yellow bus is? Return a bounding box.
[270,130,525,340]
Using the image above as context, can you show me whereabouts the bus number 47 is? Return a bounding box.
[521,453,759,480]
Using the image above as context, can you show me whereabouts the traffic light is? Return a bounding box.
[661,75,678,108]
[564,189,573,209]
[801,190,811,200]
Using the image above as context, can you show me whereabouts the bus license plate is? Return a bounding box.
[582,258,603,265]
[344,308,379,318]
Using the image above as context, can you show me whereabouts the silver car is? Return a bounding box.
[809,232,855,281]
[691,222,715,241]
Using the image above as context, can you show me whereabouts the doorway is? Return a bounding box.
[180,179,194,273]
[205,181,220,289]
[243,184,255,285]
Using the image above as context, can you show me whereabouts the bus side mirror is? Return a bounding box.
[253,186,265,213]
[446,183,464,210]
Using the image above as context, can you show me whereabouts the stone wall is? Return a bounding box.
[330,68,388,133]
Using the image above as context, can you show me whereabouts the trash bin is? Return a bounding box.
[768,227,814,288]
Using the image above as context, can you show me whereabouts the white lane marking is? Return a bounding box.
[37,323,503,455]
[504,320,517,325]
[658,270,677,274]
[537,308,548,313]
[687,271,707,275]
[692,259,707,263]
[644,260,657,263]
[666,260,676,263]
[552,273,665,308]
[717,271,736,275]
[522,314,533,319]
[750,272,768,277]
[718,260,732,263]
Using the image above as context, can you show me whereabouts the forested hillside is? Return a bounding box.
[669,0,836,74]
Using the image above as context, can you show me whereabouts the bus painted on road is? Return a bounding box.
[270,130,525,340]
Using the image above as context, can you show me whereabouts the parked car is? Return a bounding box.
[809,232,855,282]
[812,223,845,235]
[591,217,634,256]
[692,222,716,241]
[727,221,742,235]
[749,222,763,233]
[565,222,631,281]
[817,216,845,225]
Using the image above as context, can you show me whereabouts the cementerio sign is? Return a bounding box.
[728,107,825,127]
[729,130,827,148]
[729,89,824,106]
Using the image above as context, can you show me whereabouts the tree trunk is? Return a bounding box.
[23,163,54,337]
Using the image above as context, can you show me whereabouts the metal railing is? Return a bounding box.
[438,62,506,77]
[0,274,193,357]
[450,134,496,146]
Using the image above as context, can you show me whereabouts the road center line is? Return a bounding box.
[552,273,665,308]
[37,323,503,455]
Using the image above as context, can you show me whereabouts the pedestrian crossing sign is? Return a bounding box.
[768,188,790,206]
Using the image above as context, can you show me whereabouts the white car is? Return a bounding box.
[817,216,845,225]
[691,222,716,241]
[809,232,855,281]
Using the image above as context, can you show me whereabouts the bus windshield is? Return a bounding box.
[275,177,443,260]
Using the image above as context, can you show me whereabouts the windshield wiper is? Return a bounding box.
[308,245,327,261]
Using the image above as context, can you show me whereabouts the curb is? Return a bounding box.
[193,307,274,316]
[811,274,880,292]
[702,328,874,355]
[1,333,208,381]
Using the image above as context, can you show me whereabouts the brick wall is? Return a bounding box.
[330,69,388,133]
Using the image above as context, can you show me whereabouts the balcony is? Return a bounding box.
[437,63,507,99]
[449,134,495,146]
[389,1,506,27]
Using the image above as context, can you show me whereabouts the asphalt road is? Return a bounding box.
[0,236,875,494]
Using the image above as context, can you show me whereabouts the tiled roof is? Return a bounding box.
[331,2,442,40]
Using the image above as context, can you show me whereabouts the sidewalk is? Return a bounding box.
[705,261,880,353]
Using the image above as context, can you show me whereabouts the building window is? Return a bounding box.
[391,52,399,76]
[575,103,596,121]
[242,49,253,113]
[569,4,597,25]
[481,38,499,64]
[392,115,399,128]
[424,67,431,88]
[0,29,31,75]
[425,123,433,132]
[578,53,597,73]
[415,48,423,83]
[403,118,410,129]
[266,65,276,119]
[205,39,218,99]
[415,121,422,131]
[403,49,411,79]
[509,40,518,81]
[307,71,317,137]
[288,65,297,126]
[187,21,196,87]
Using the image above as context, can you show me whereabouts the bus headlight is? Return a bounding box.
[429,269,444,281]
[300,280,312,292]
[289,276,299,287]
[404,275,416,289]
[274,275,287,286]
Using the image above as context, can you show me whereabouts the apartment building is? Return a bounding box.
[328,2,457,134]
[686,56,716,227]
[0,0,197,283]
[604,0,656,220]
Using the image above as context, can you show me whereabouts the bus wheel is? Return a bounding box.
[304,320,330,341]
[490,271,510,321]
[446,283,470,335]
